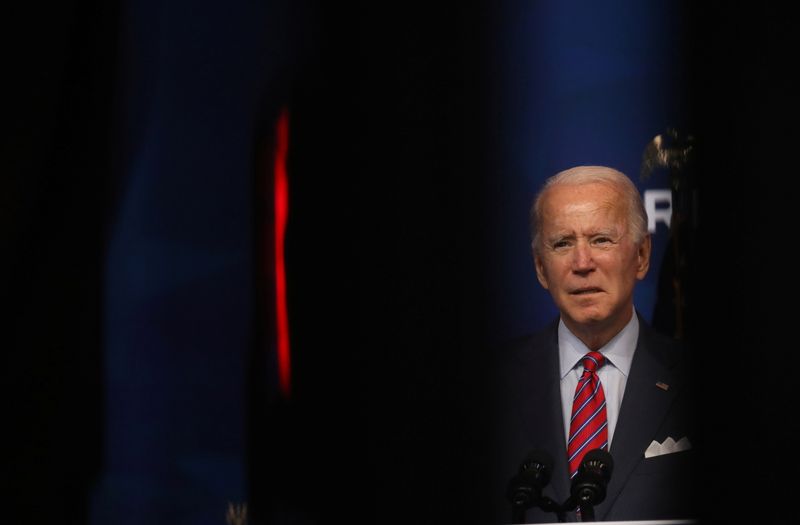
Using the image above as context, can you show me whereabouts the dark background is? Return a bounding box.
[4,2,116,522]
[683,3,797,523]
[4,1,797,524]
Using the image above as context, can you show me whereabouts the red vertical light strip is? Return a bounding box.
[273,108,291,398]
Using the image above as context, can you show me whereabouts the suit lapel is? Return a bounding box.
[598,320,680,520]
[515,318,683,518]
[516,323,572,505]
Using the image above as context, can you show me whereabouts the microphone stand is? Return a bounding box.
[511,495,566,524]
[560,494,596,522]
[579,504,596,522]
[507,448,610,523]
[540,496,566,523]
[511,503,526,525]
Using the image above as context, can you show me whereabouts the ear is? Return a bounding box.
[635,234,652,280]
[534,248,550,290]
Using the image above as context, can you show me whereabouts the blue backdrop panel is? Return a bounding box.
[91,1,291,523]
[486,0,689,342]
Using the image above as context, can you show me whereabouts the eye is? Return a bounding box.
[592,236,613,246]
[553,240,571,249]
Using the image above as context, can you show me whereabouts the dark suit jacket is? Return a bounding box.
[489,313,698,523]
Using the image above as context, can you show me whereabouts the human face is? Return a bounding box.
[534,182,651,342]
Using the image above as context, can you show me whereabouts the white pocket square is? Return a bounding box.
[644,436,691,458]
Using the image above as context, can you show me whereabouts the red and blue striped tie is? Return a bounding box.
[567,351,609,479]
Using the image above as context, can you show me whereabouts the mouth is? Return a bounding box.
[570,287,603,295]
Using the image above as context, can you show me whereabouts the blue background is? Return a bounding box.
[7,1,798,524]
[485,0,688,343]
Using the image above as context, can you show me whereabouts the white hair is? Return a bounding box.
[530,165,649,254]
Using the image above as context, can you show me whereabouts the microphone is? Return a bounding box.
[507,449,555,524]
[569,449,614,521]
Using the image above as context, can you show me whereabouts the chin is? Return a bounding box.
[567,309,612,327]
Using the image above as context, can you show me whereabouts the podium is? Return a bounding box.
[510,520,700,525]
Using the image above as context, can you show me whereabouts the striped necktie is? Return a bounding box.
[567,351,609,479]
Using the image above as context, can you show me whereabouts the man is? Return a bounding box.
[490,166,697,523]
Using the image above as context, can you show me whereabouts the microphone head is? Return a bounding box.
[519,448,554,484]
[581,448,613,482]
[570,448,613,506]
[507,449,554,508]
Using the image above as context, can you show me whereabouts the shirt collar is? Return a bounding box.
[558,310,639,379]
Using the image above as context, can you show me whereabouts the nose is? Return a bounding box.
[571,241,595,274]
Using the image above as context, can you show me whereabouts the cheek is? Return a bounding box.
[544,260,571,280]
[593,258,632,286]
[616,256,644,284]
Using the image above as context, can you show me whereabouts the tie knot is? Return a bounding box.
[582,351,605,373]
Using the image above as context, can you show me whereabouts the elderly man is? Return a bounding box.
[491,166,697,523]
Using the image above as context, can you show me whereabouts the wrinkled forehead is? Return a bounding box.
[541,182,627,226]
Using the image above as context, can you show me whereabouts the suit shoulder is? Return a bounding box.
[639,320,689,357]
[637,320,698,392]
[492,323,557,364]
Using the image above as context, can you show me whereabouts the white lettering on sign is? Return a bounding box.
[644,189,672,233]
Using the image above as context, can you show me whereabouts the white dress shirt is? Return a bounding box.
[558,310,638,449]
